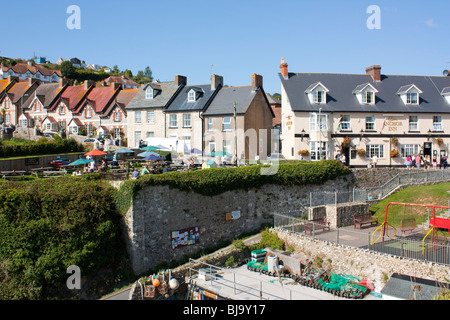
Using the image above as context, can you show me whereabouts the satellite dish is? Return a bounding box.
[443,70,449,76]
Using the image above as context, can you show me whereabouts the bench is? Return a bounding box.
[353,213,378,229]
[304,217,330,235]
[43,170,66,178]
[1,171,26,180]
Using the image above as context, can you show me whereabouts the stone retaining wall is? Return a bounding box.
[274,228,450,294]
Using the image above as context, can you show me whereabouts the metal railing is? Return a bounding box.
[187,258,295,300]
[310,170,450,207]
[274,212,450,266]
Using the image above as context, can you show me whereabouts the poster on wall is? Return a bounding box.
[171,226,200,249]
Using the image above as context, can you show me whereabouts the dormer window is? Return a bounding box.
[145,88,154,100]
[397,84,422,105]
[305,82,329,105]
[407,92,418,104]
[353,83,378,105]
[363,91,374,104]
[314,91,325,103]
[188,90,196,102]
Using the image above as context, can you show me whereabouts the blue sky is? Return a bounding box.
[2,0,450,94]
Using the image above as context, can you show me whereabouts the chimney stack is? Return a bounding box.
[175,75,187,86]
[59,77,68,88]
[252,74,263,91]
[366,65,382,82]
[211,74,223,90]
[280,57,289,79]
[84,80,93,90]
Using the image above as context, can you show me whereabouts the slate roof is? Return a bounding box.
[202,86,257,115]
[279,72,450,114]
[104,76,140,88]
[126,81,179,110]
[165,84,217,112]
[2,62,61,77]
[22,82,65,109]
[381,273,450,300]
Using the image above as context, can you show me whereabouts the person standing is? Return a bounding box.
[415,154,421,169]
[406,155,412,169]
[372,154,378,168]
[340,154,346,166]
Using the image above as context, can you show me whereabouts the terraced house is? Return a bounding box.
[279,58,450,167]
[0,78,39,126]
[126,75,185,148]
[0,61,62,82]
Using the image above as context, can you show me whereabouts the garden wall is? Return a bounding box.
[275,228,450,294]
[123,176,355,275]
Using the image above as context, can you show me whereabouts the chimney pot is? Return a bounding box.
[211,74,223,90]
[366,65,382,81]
[84,80,93,90]
[252,74,263,91]
[280,57,289,78]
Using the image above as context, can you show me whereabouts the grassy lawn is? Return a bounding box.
[370,182,450,227]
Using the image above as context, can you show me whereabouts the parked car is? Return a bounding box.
[84,138,104,150]
[43,132,60,139]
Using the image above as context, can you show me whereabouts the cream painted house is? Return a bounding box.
[279,59,450,167]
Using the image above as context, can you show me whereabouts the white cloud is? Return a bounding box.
[425,18,437,27]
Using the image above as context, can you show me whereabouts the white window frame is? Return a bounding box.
[146,131,154,138]
[169,114,177,128]
[207,118,213,131]
[208,140,216,154]
[135,111,142,123]
[223,140,231,155]
[339,115,351,131]
[183,114,191,128]
[309,113,328,131]
[86,108,92,119]
[145,88,153,100]
[363,91,374,104]
[147,111,154,124]
[366,144,384,159]
[188,90,196,102]
[222,117,231,131]
[114,111,121,122]
[313,90,325,104]
[400,144,420,158]
[409,116,418,132]
[365,116,375,131]
[406,92,418,104]
[310,141,328,161]
[433,116,443,132]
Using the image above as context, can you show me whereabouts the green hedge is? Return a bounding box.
[115,160,352,215]
[0,175,129,299]
[0,137,85,158]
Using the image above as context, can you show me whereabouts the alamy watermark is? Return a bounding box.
[367,5,381,30]
[66,265,81,290]
[67,5,81,30]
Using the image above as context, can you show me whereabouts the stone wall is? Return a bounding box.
[123,175,355,275]
[275,228,450,293]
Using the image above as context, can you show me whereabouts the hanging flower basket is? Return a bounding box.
[298,149,309,156]
[437,138,443,146]
[357,148,366,157]
[390,137,398,145]
[390,149,400,158]
[341,137,351,148]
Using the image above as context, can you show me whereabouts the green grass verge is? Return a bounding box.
[369,182,450,227]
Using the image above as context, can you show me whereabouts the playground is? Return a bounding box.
[299,201,450,266]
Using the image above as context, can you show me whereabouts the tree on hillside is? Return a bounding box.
[60,60,76,79]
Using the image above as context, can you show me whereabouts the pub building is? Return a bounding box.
[279,58,450,167]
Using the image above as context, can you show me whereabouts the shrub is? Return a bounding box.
[115,160,351,215]
[0,176,128,299]
[0,138,85,158]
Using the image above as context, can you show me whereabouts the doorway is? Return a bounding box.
[423,142,432,159]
